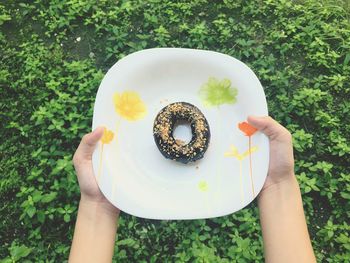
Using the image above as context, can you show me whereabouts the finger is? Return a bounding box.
[247,116,290,141]
[75,127,105,161]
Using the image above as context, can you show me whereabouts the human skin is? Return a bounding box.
[248,116,316,263]
[69,117,316,263]
[69,127,120,263]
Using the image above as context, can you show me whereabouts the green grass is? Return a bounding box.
[1,0,350,262]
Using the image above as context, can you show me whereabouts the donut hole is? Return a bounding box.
[172,120,193,145]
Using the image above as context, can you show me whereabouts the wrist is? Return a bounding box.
[258,175,299,204]
[70,195,119,263]
[79,196,120,219]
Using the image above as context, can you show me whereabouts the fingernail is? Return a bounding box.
[92,126,105,135]
[247,115,258,121]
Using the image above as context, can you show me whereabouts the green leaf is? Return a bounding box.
[344,53,350,66]
[328,230,334,238]
[41,192,57,203]
[37,211,45,223]
[117,238,136,247]
[63,214,71,222]
[10,245,32,261]
[0,14,11,25]
[26,206,36,218]
[340,192,350,200]
[304,186,312,193]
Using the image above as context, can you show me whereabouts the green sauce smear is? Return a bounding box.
[199,77,238,107]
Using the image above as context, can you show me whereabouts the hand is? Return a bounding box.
[73,127,120,214]
[247,116,295,192]
[250,116,317,263]
[70,127,119,263]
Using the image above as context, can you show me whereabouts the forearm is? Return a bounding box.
[69,198,119,263]
[258,175,316,263]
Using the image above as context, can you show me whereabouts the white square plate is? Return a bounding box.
[92,48,269,219]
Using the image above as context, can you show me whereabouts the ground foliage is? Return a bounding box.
[1,0,349,262]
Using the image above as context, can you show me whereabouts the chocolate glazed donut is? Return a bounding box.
[153,102,210,164]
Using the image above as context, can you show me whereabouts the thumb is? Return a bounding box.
[75,127,105,161]
[247,116,290,141]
